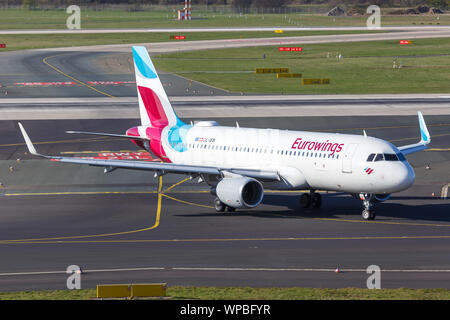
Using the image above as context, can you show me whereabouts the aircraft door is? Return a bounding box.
[341,143,358,173]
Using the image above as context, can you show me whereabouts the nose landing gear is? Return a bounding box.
[360,193,376,220]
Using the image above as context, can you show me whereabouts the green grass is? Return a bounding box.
[152,37,450,94]
[1,287,450,300]
[0,30,385,52]
[0,8,447,30]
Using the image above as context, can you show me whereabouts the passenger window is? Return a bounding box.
[367,153,375,162]
[374,154,384,161]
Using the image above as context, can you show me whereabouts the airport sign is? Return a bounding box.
[170,35,186,40]
[278,47,302,52]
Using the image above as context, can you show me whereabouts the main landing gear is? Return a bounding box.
[360,193,376,220]
[299,191,322,209]
[214,197,236,213]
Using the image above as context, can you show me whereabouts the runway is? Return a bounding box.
[0,116,449,291]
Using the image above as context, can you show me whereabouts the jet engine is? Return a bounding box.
[373,194,391,203]
[215,177,264,209]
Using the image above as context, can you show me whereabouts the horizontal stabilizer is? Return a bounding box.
[66,130,148,141]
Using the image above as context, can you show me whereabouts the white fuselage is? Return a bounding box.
[159,123,415,195]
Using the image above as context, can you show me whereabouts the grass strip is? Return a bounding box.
[1,286,450,300]
[0,8,447,29]
[152,37,450,94]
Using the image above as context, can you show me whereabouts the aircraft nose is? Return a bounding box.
[393,163,415,191]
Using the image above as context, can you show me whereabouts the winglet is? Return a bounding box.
[397,111,431,155]
[418,111,430,145]
[18,122,39,156]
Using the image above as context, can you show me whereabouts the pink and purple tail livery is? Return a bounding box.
[132,46,183,128]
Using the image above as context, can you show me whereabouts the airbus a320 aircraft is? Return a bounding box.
[19,46,431,220]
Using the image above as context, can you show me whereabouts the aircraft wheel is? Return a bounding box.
[300,193,311,209]
[311,193,322,209]
[225,206,236,212]
[214,198,226,212]
[362,209,375,220]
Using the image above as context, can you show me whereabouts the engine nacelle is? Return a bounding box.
[216,177,264,209]
[373,193,391,203]
[353,193,391,202]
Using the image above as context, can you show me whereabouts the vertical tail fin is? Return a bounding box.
[132,46,183,127]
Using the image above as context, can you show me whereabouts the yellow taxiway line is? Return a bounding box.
[43,54,115,98]
[0,176,163,244]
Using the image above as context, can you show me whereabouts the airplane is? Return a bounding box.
[18,46,431,221]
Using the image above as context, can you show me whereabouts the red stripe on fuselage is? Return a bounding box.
[138,86,168,128]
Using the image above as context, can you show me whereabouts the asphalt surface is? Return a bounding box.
[0,50,231,98]
[27,29,450,54]
[0,33,449,291]
[0,116,449,291]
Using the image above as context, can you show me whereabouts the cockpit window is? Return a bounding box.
[384,153,398,161]
[368,152,405,162]
[374,154,384,162]
[397,153,406,161]
[366,153,375,162]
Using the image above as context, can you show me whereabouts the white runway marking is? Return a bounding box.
[1,266,450,277]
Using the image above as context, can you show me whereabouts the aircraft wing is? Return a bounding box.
[18,123,280,181]
[397,111,431,155]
